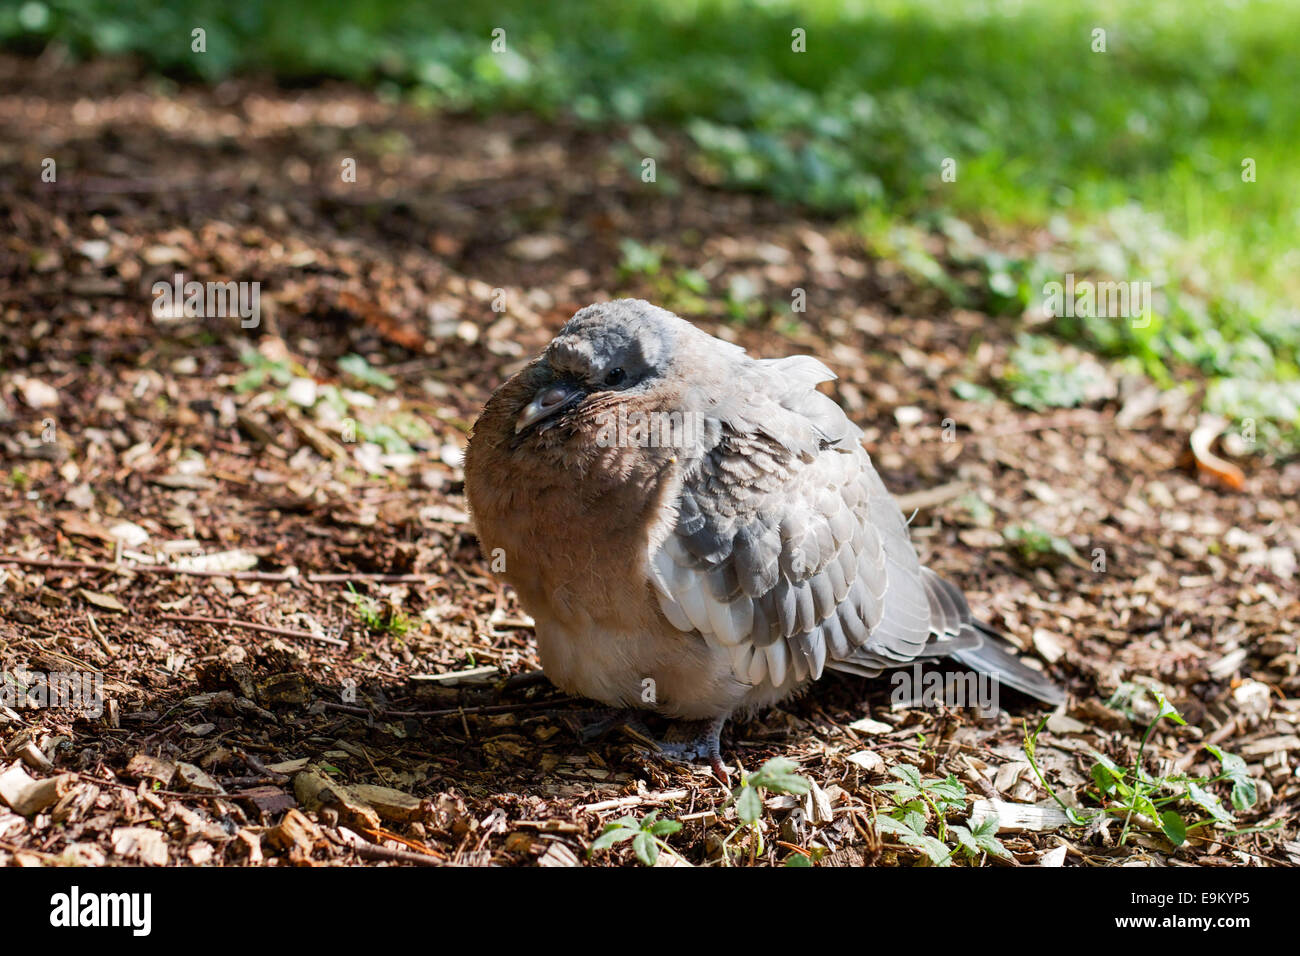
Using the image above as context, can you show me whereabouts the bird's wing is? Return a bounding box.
[648,354,977,690]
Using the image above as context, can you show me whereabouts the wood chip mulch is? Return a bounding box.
[0,54,1296,867]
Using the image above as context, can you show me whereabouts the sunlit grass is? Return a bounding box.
[6,0,1297,395]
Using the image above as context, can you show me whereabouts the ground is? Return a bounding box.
[1,55,1297,867]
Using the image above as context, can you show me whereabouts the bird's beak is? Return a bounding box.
[516,383,582,433]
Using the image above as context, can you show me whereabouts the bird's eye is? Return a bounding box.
[604,367,626,387]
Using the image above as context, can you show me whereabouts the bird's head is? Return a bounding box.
[512,299,694,438]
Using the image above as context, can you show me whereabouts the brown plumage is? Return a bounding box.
[465,299,1062,774]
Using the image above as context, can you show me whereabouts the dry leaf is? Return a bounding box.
[78,588,128,613]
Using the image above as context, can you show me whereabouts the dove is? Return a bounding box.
[464,299,1063,778]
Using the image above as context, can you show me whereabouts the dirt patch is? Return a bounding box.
[1,55,1296,867]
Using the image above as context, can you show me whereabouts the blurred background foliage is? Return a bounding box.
[4,0,1297,445]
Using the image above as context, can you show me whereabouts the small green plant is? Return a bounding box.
[723,274,762,323]
[345,583,412,637]
[589,810,684,866]
[655,267,711,314]
[356,421,415,455]
[234,346,293,393]
[1000,333,1113,411]
[1003,522,1078,565]
[616,238,663,278]
[673,268,709,295]
[338,353,396,391]
[1022,687,1262,848]
[956,492,995,526]
[948,816,1012,863]
[873,765,1010,866]
[952,380,997,403]
[719,756,811,865]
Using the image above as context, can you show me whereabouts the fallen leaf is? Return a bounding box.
[1188,414,1246,491]
[78,589,127,613]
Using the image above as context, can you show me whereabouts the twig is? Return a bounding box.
[338,834,444,867]
[85,610,116,656]
[0,556,438,585]
[304,573,437,584]
[321,698,574,719]
[70,771,229,802]
[321,702,373,716]
[160,613,348,647]
[360,826,441,857]
[581,789,690,813]
[0,556,291,579]
[349,841,445,867]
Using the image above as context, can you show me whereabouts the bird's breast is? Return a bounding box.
[534,614,747,719]
[468,443,680,632]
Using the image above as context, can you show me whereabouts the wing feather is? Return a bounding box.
[647,350,1010,696]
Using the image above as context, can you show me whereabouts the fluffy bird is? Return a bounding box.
[465,299,1063,777]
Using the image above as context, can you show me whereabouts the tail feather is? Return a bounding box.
[949,621,1065,706]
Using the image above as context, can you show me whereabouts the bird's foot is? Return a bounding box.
[641,716,730,785]
[556,708,731,783]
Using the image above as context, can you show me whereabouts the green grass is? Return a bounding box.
[1023,687,1263,849]
[6,0,1298,441]
[345,582,412,638]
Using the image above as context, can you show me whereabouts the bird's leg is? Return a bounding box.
[644,715,730,784]
[557,709,731,783]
